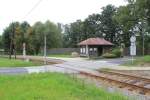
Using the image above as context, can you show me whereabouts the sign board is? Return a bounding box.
[130,36,136,42]
[130,36,136,56]
[130,45,136,56]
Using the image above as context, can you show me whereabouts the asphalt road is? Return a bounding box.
[0,67,28,75]
[0,57,131,75]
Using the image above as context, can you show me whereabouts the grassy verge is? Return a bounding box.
[123,55,150,67]
[48,54,71,58]
[0,57,42,67]
[0,73,129,100]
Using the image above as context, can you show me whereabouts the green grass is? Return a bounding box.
[123,55,150,67]
[0,73,129,100]
[48,54,71,58]
[141,55,150,62]
[0,58,42,67]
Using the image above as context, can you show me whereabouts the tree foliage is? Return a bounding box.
[63,20,84,47]
[63,1,150,54]
[63,5,121,47]
[0,35,2,49]
[100,5,121,44]
[2,21,62,55]
[2,0,150,55]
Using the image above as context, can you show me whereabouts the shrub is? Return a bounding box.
[71,52,79,57]
[102,53,117,58]
[112,48,122,57]
[141,55,150,62]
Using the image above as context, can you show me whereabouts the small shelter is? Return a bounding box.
[78,38,113,57]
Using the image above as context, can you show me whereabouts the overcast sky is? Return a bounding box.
[0,0,127,34]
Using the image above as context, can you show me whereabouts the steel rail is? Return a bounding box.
[99,70,150,83]
[54,65,150,95]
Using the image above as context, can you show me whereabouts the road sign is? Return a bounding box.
[130,36,136,42]
[130,36,136,56]
[130,45,136,56]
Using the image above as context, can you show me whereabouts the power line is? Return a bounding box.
[23,0,44,19]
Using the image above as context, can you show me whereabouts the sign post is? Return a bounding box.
[23,43,26,61]
[130,36,136,64]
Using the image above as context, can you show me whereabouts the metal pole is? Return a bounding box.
[14,44,16,59]
[132,56,133,64]
[86,44,89,58]
[44,34,47,64]
[142,32,145,56]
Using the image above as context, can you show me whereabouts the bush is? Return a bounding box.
[112,48,122,57]
[71,52,79,57]
[102,53,117,58]
[102,48,123,58]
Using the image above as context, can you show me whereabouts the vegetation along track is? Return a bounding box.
[54,65,150,96]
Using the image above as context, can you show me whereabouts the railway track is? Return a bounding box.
[54,65,150,96]
[98,70,150,95]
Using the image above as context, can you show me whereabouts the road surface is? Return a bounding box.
[0,57,131,75]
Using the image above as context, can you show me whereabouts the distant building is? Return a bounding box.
[78,38,113,57]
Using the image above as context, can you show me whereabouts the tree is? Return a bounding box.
[2,22,20,58]
[83,14,102,38]
[0,35,2,49]
[2,20,62,55]
[127,0,150,24]
[114,5,137,46]
[63,20,84,47]
[30,21,62,55]
[63,24,71,47]
[2,27,10,52]
[63,5,121,47]
[31,21,44,55]
[134,0,150,54]
[15,22,30,53]
[100,5,121,45]
[44,21,62,48]
[114,0,150,54]
[20,21,30,43]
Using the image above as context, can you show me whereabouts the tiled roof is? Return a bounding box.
[78,38,113,46]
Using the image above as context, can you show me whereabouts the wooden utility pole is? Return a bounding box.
[44,34,47,64]
[9,34,12,59]
[9,22,16,59]
[12,23,16,59]
[14,43,16,59]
